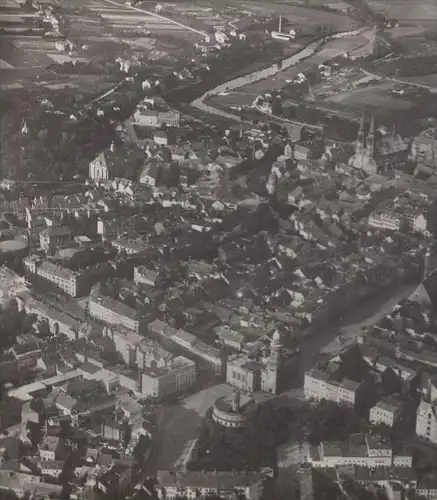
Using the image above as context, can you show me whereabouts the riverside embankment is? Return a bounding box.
[191,27,367,121]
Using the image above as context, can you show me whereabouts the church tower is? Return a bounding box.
[424,248,432,280]
[267,330,283,395]
[366,116,376,160]
[355,113,365,155]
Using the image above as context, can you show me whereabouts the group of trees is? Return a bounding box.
[190,397,372,474]
[189,407,268,472]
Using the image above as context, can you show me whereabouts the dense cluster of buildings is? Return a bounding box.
[296,268,437,500]
[2,5,437,497]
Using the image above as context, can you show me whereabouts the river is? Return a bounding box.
[191,27,367,122]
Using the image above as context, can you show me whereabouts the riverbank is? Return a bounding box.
[191,27,367,122]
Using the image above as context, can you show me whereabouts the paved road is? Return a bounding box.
[321,283,418,357]
[296,283,418,381]
[149,384,234,472]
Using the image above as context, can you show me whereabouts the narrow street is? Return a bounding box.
[296,283,418,381]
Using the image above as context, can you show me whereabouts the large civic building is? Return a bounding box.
[226,330,284,395]
[212,390,257,429]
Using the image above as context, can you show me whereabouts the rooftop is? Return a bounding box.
[37,260,79,280]
[90,294,139,322]
[157,470,262,489]
[40,226,71,238]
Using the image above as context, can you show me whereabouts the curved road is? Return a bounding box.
[191,27,367,121]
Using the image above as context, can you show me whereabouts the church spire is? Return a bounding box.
[369,115,375,135]
[355,113,365,155]
[367,115,376,159]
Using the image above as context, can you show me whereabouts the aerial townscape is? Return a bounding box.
[1,0,437,499]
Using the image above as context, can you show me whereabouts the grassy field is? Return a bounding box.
[325,82,414,111]
[236,1,357,29]
[139,0,357,32]
[367,0,437,22]
[207,31,373,109]
[402,73,437,88]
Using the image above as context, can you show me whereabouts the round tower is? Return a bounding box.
[231,390,241,413]
[267,329,283,395]
[270,329,283,365]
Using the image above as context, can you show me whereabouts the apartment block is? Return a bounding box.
[304,369,360,406]
[89,295,141,332]
[416,399,437,445]
[140,356,196,400]
[171,329,223,375]
[24,256,88,297]
[156,471,263,500]
[369,397,403,427]
[16,292,88,340]
[311,433,393,468]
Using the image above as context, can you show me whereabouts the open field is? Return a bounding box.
[0,37,56,68]
[305,67,418,113]
[139,1,254,32]
[206,31,374,110]
[139,0,358,32]
[367,0,437,22]
[402,73,437,87]
[324,82,414,111]
[88,0,204,41]
[235,1,357,29]
[384,25,427,39]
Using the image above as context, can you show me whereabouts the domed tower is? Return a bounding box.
[266,329,283,394]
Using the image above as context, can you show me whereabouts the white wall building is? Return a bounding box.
[304,369,360,406]
[369,397,401,427]
[140,356,196,400]
[416,399,437,444]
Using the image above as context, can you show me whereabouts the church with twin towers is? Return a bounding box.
[348,114,410,175]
